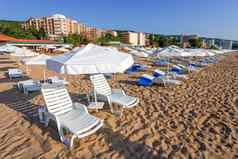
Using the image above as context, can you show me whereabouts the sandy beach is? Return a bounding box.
[0,53,238,158]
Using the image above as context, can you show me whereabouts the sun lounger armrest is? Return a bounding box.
[73,102,89,114]
[112,89,125,95]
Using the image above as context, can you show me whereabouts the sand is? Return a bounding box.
[0,53,238,158]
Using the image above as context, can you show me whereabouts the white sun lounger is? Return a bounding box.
[177,64,200,72]
[90,74,139,113]
[8,68,23,79]
[48,76,69,85]
[17,79,41,94]
[153,69,188,80]
[155,76,182,86]
[41,83,103,148]
[167,72,188,80]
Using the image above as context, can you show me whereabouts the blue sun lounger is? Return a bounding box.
[152,69,166,77]
[137,71,182,86]
[170,65,184,74]
[126,64,146,74]
[153,59,169,66]
[137,74,155,86]
[154,68,188,80]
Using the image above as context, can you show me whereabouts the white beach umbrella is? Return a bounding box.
[124,47,149,58]
[54,47,70,52]
[156,46,191,73]
[11,47,39,57]
[21,54,51,65]
[47,44,134,107]
[0,45,19,53]
[158,46,191,57]
[47,43,134,75]
[186,49,215,57]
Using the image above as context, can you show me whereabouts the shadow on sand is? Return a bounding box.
[98,127,159,159]
[118,80,138,86]
[0,61,16,64]
[0,86,40,120]
[0,84,160,158]
[0,74,31,83]
[0,66,17,72]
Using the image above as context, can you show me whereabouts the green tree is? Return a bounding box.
[27,27,43,39]
[168,37,180,46]
[148,34,160,47]
[38,28,48,40]
[63,34,89,46]
[158,36,169,47]
[0,20,49,40]
[189,38,203,48]
[96,33,120,46]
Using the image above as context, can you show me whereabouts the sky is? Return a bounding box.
[0,0,238,40]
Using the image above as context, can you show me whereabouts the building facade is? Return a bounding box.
[214,39,233,50]
[22,14,91,40]
[138,32,146,46]
[121,32,146,46]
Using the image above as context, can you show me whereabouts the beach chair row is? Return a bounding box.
[11,72,139,148]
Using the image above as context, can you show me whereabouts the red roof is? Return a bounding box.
[0,34,59,44]
[0,34,17,42]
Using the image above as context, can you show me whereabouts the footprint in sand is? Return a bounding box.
[233,96,238,112]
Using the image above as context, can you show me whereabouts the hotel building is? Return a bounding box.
[138,32,146,46]
[22,14,89,40]
[121,32,146,46]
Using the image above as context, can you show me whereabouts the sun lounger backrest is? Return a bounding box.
[41,84,73,116]
[90,74,112,96]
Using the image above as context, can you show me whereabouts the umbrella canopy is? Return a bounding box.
[158,46,191,57]
[11,47,39,57]
[54,47,70,52]
[47,44,134,75]
[185,49,215,56]
[21,54,51,65]
[0,45,19,53]
[124,47,149,57]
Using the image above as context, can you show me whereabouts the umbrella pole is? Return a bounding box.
[94,87,98,108]
[26,65,29,75]
[43,68,46,81]
[167,57,169,78]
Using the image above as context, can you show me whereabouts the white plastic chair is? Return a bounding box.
[41,83,103,148]
[90,74,139,113]
[8,68,23,79]
[47,76,69,85]
[154,76,182,86]
[17,79,41,94]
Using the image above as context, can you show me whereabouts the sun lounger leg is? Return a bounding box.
[70,135,77,148]
[56,120,65,142]
[109,103,114,113]
[107,98,114,113]
[24,88,28,95]
[120,107,124,117]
